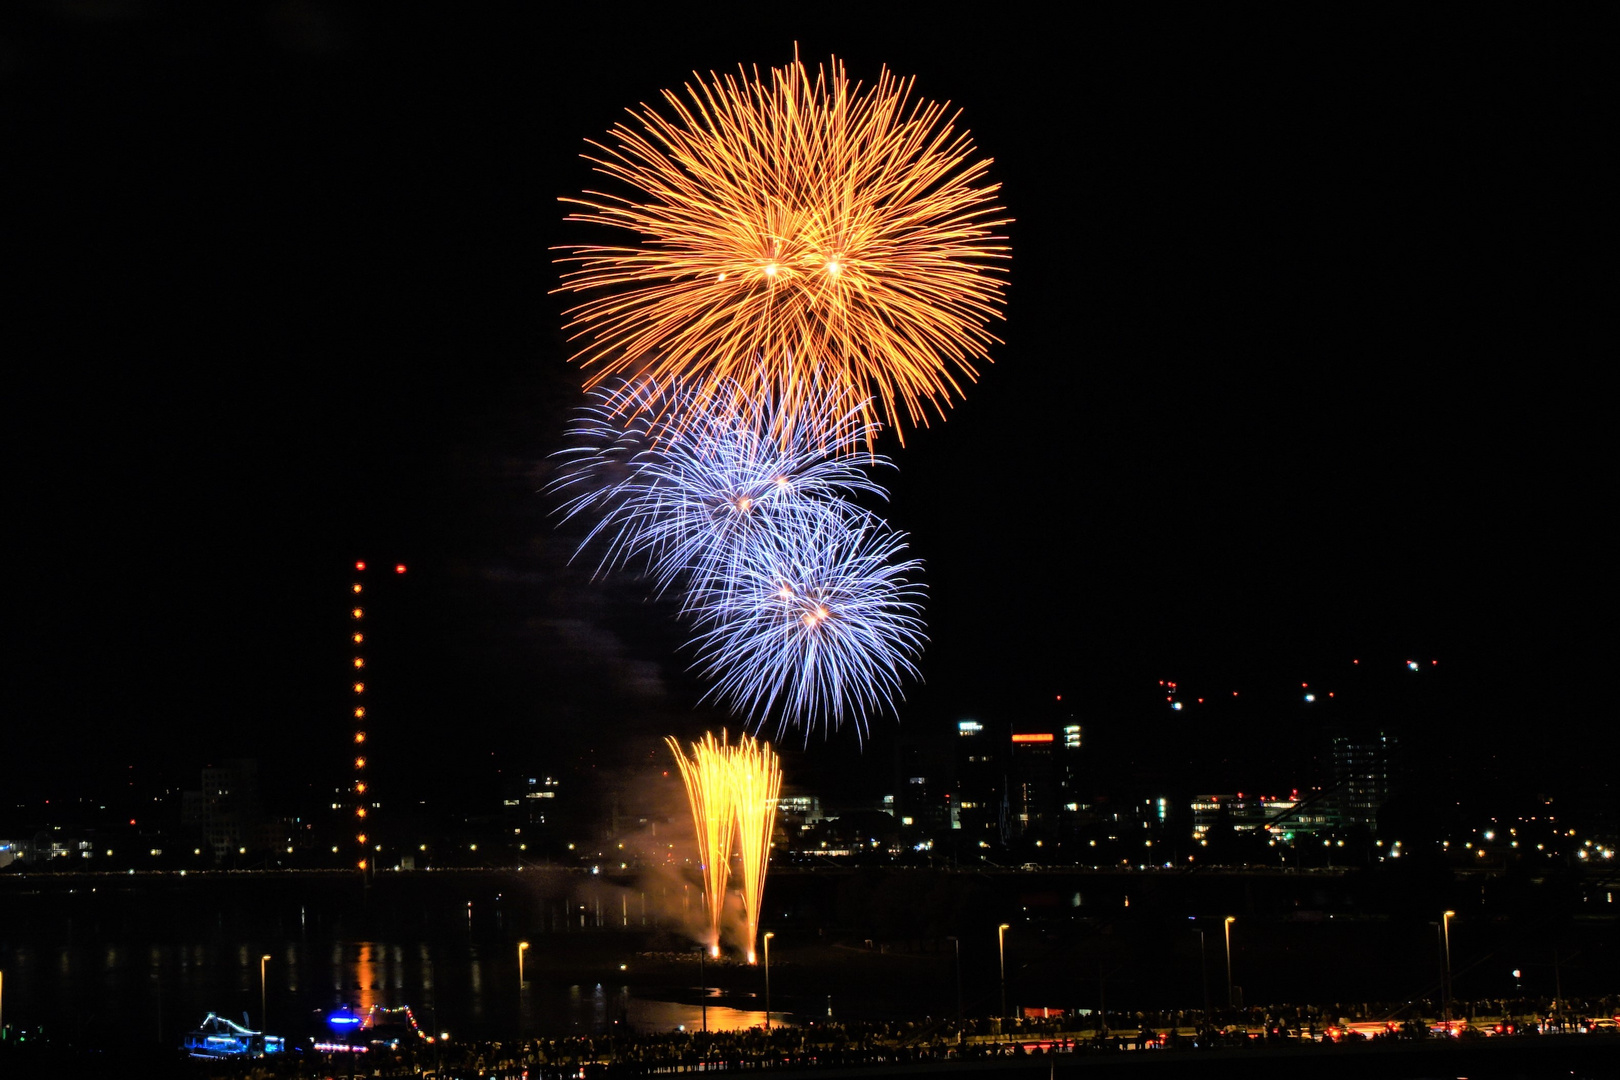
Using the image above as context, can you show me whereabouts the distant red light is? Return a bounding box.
[129,819,136,825]
[355,561,366,571]
[1055,694,1062,701]
[394,564,407,574]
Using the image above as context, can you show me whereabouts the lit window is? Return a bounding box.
[352,583,362,594]
[352,608,363,619]
[353,682,364,694]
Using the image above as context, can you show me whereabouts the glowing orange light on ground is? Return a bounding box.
[558,52,1010,446]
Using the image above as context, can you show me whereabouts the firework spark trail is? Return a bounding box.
[728,734,782,964]
[666,732,736,956]
[552,377,892,606]
[688,506,926,741]
[557,52,1010,446]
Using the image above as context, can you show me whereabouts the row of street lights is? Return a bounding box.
[259,905,1474,1045]
[989,917,1241,1023]
[501,908,1463,1032]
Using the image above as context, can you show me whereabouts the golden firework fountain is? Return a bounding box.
[667,732,782,963]
[667,732,736,957]
[730,734,782,964]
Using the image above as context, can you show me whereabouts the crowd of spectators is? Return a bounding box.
[5,995,1615,1079]
[151,993,1620,1078]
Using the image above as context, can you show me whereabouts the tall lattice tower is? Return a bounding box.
[347,559,407,875]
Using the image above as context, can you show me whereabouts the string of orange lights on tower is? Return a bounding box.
[348,559,405,876]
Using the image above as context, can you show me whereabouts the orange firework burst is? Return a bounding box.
[558,52,1010,445]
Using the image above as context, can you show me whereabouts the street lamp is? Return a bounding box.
[259,954,271,1032]
[998,923,1011,1022]
[698,946,708,1033]
[763,932,775,1032]
[1191,924,1210,1020]
[946,936,963,1026]
[1223,917,1236,1009]
[1441,911,1455,1019]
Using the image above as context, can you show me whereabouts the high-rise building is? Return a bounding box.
[1331,729,1397,831]
[1008,732,1058,837]
[1058,715,1086,836]
[895,726,953,835]
[953,719,1005,842]
[182,759,265,859]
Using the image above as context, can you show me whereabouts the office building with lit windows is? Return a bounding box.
[953,720,1005,840]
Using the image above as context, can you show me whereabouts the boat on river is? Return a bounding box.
[182,1012,285,1058]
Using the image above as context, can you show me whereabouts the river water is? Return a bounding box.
[0,871,791,1049]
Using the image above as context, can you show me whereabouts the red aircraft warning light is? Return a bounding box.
[394,564,407,574]
[355,561,366,571]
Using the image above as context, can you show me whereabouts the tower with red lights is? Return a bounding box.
[347,559,407,876]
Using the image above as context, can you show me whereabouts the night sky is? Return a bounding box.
[5,6,1603,816]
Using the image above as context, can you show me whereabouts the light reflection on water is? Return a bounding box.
[537,984,777,1035]
[2,939,783,1044]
